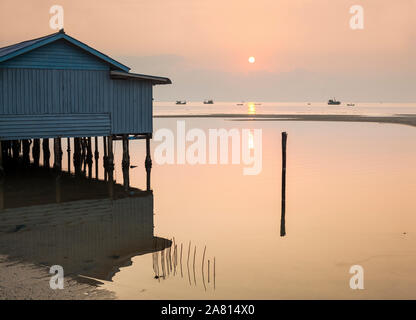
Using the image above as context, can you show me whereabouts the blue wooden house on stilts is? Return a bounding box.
[0,29,171,192]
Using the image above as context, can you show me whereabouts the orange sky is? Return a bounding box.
[1,0,415,101]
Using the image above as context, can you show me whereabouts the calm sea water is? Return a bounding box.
[102,116,416,299]
[154,101,416,116]
[1,103,416,299]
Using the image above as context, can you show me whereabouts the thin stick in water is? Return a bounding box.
[180,243,183,278]
[193,246,197,286]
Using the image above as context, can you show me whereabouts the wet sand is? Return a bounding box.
[0,255,113,300]
[155,113,416,127]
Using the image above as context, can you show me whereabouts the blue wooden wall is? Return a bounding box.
[0,39,153,140]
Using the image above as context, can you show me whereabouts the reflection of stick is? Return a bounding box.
[214,257,216,290]
[202,246,206,291]
[187,241,191,285]
[193,246,197,286]
[180,243,183,278]
[161,249,166,278]
[175,245,178,274]
[169,239,173,272]
[166,240,170,276]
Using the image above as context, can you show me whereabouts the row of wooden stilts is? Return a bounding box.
[0,134,152,196]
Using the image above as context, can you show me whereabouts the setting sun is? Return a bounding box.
[248,56,255,64]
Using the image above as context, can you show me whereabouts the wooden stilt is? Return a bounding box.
[73,137,82,175]
[122,134,130,191]
[53,138,62,171]
[0,174,4,209]
[86,137,93,179]
[0,141,4,178]
[107,136,114,198]
[81,138,87,174]
[103,136,108,181]
[94,137,99,179]
[22,140,31,166]
[67,137,71,173]
[32,139,40,167]
[280,132,287,237]
[145,134,152,191]
[0,141,3,175]
[12,140,20,162]
[42,139,50,168]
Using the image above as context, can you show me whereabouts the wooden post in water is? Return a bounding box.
[32,139,40,167]
[67,137,71,173]
[145,134,152,191]
[122,134,130,192]
[280,132,287,237]
[107,136,114,198]
[42,139,50,168]
[94,137,99,179]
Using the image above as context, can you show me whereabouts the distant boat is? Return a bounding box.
[176,100,186,105]
[347,103,355,107]
[236,103,244,106]
[203,99,214,104]
[328,98,341,105]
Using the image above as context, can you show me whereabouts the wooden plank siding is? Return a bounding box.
[0,68,153,139]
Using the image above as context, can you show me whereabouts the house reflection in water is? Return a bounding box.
[0,168,171,282]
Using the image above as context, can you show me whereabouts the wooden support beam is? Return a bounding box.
[0,174,4,209]
[145,134,152,191]
[86,137,93,179]
[107,136,114,198]
[32,139,40,167]
[42,139,50,168]
[67,137,71,173]
[73,137,82,175]
[0,140,3,175]
[53,138,62,171]
[12,140,20,161]
[94,137,99,179]
[103,136,108,181]
[122,134,130,191]
[22,140,30,166]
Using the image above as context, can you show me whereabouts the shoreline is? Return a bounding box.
[0,255,114,300]
[154,113,416,128]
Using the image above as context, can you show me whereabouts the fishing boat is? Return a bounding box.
[347,103,355,107]
[328,98,341,105]
[176,100,186,105]
[203,99,214,104]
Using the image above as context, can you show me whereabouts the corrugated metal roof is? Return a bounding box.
[0,29,130,72]
[110,70,172,85]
